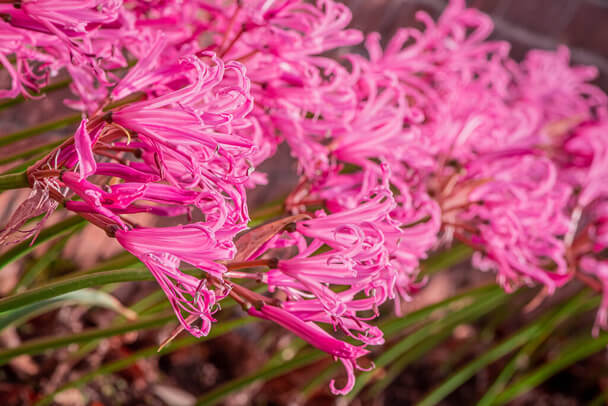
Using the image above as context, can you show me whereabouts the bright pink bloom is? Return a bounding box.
[115,224,236,336]
[248,303,370,395]
[73,118,97,179]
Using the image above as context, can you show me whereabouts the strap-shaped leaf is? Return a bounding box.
[417,292,599,406]
[477,291,596,406]
[0,268,151,313]
[0,288,136,331]
[493,331,608,405]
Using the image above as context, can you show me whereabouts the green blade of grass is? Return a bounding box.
[0,78,72,110]
[493,332,608,405]
[369,328,454,397]
[1,151,50,174]
[416,292,598,406]
[299,284,501,400]
[420,243,473,276]
[0,268,152,313]
[345,289,508,401]
[0,138,64,166]
[476,291,597,406]
[0,288,136,331]
[76,251,140,275]
[417,326,541,406]
[381,283,500,337]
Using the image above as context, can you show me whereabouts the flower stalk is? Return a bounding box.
[0,170,29,191]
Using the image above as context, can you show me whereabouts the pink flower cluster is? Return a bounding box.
[2,0,608,395]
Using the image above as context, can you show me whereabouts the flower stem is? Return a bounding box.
[0,170,29,191]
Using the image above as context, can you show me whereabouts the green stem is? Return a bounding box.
[0,113,81,148]
[0,171,29,191]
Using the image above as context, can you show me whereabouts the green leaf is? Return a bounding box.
[196,349,326,406]
[477,291,597,406]
[493,332,608,405]
[416,292,598,406]
[0,216,86,272]
[345,288,508,401]
[0,268,152,313]
[0,288,136,331]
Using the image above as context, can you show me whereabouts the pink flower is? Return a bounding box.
[459,153,572,293]
[115,224,236,336]
[248,303,370,395]
[18,0,122,33]
[73,118,97,179]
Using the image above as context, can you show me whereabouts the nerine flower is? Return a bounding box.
[248,303,371,395]
[116,225,234,336]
